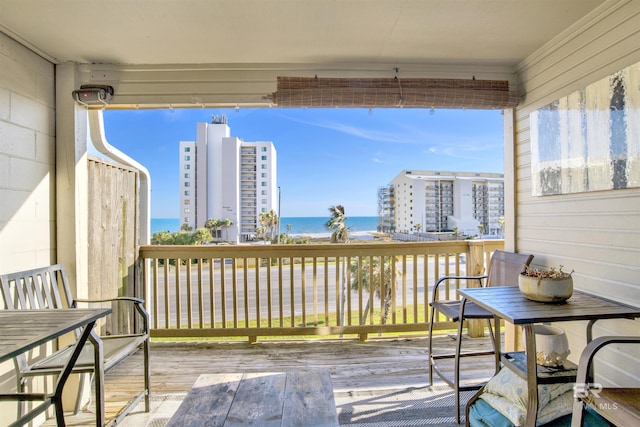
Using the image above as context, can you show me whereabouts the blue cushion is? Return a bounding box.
[468,399,514,427]
[468,399,612,427]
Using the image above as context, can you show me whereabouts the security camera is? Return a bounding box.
[72,85,114,107]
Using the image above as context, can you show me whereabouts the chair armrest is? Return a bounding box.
[576,336,640,385]
[74,297,149,334]
[75,297,145,304]
[431,274,487,303]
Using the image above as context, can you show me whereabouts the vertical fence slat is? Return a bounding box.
[278,258,284,327]
[301,258,306,327]
[197,259,204,328]
[220,258,227,327]
[232,259,239,328]
[186,261,193,329]
[209,259,215,328]
[312,257,318,327]
[267,259,272,328]
[289,257,295,328]
[323,258,329,325]
[412,254,418,323]
[243,260,249,327]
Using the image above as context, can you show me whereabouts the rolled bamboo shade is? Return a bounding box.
[269,76,520,109]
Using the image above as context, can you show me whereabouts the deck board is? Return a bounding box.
[43,335,497,426]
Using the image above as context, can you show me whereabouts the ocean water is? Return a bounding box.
[151,216,377,235]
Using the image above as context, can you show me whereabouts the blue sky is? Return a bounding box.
[102,108,504,218]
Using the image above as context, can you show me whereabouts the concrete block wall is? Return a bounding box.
[0,31,56,273]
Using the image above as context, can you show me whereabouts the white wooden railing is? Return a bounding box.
[139,240,503,341]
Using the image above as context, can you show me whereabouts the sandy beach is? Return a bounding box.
[289,230,378,241]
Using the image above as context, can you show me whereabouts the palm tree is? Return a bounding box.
[267,210,279,242]
[258,210,279,243]
[258,212,270,242]
[325,205,349,243]
[325,205,350,326]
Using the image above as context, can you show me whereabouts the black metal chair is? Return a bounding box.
[427,250,533,423]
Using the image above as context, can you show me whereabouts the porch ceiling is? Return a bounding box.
[0,0,605,68]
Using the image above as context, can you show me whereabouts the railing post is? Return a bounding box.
[466,241,486,338]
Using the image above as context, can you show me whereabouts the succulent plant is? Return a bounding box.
[523,265,574,279]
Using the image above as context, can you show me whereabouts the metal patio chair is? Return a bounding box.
[427,250,533,423]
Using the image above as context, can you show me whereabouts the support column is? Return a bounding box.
[55,62,91,409]
[502,108,522,351]
[466,241,486,338]
[56,62,89,298]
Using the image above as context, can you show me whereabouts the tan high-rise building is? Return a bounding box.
[382,170,504,236]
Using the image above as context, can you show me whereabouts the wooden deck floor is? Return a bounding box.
[47,334,497,426]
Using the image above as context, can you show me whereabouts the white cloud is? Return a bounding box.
[279,114,424,144]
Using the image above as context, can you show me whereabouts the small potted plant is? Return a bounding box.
[518,265,574,303]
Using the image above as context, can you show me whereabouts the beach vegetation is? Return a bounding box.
[326,205,350,327]
[350,256,401,324]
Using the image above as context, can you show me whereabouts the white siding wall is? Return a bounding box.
[514,0,640,386]
[0,31,56,273]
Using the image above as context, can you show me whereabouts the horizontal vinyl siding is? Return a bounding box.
[514,0,640,384]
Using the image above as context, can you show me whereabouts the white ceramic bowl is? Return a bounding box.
[526,325,570,367]
[518,274,573,303]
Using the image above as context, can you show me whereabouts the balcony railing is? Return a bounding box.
[139,240,503,341]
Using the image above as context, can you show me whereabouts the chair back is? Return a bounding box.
[486,250,533,288]
[0,264,76,310]
[0,264,78,373]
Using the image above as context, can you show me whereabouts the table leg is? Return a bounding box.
[523,324,538,427]
[53,320,96,427]
[493,315,501,373]
[89,331,105,426]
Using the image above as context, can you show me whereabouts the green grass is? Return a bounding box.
[152,302,440,342]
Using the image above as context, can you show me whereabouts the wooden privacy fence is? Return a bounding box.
[88,156,142,335]
[139,240,503,341]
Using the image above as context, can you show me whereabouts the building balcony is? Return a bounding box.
[42,240,499,426]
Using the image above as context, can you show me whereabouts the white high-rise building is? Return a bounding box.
[179,115,277,242]
[384,170,504,236]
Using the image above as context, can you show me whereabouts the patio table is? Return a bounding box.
[0,308,111,427]
[167,370,339,427]
[457,286,640,427]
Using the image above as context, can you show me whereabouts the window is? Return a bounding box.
[184,200,190,205]
[184,155,190,161]
[261,147,267,152]
[184,191,190,196]
[261,173,267,178]
[185,164,190,170]
[261,182,267,187]
[184,217,190,222]
[184,182,190,187]
[184,147,191,152]
[184,208,190,213]
[262,199,267,204]
[261,164,267,169]
[261,155,267,161]
[184,173,190,178]
[261,190,267,195]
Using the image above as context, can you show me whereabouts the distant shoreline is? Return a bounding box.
[290,230,378,240]
[151,216,378,236]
